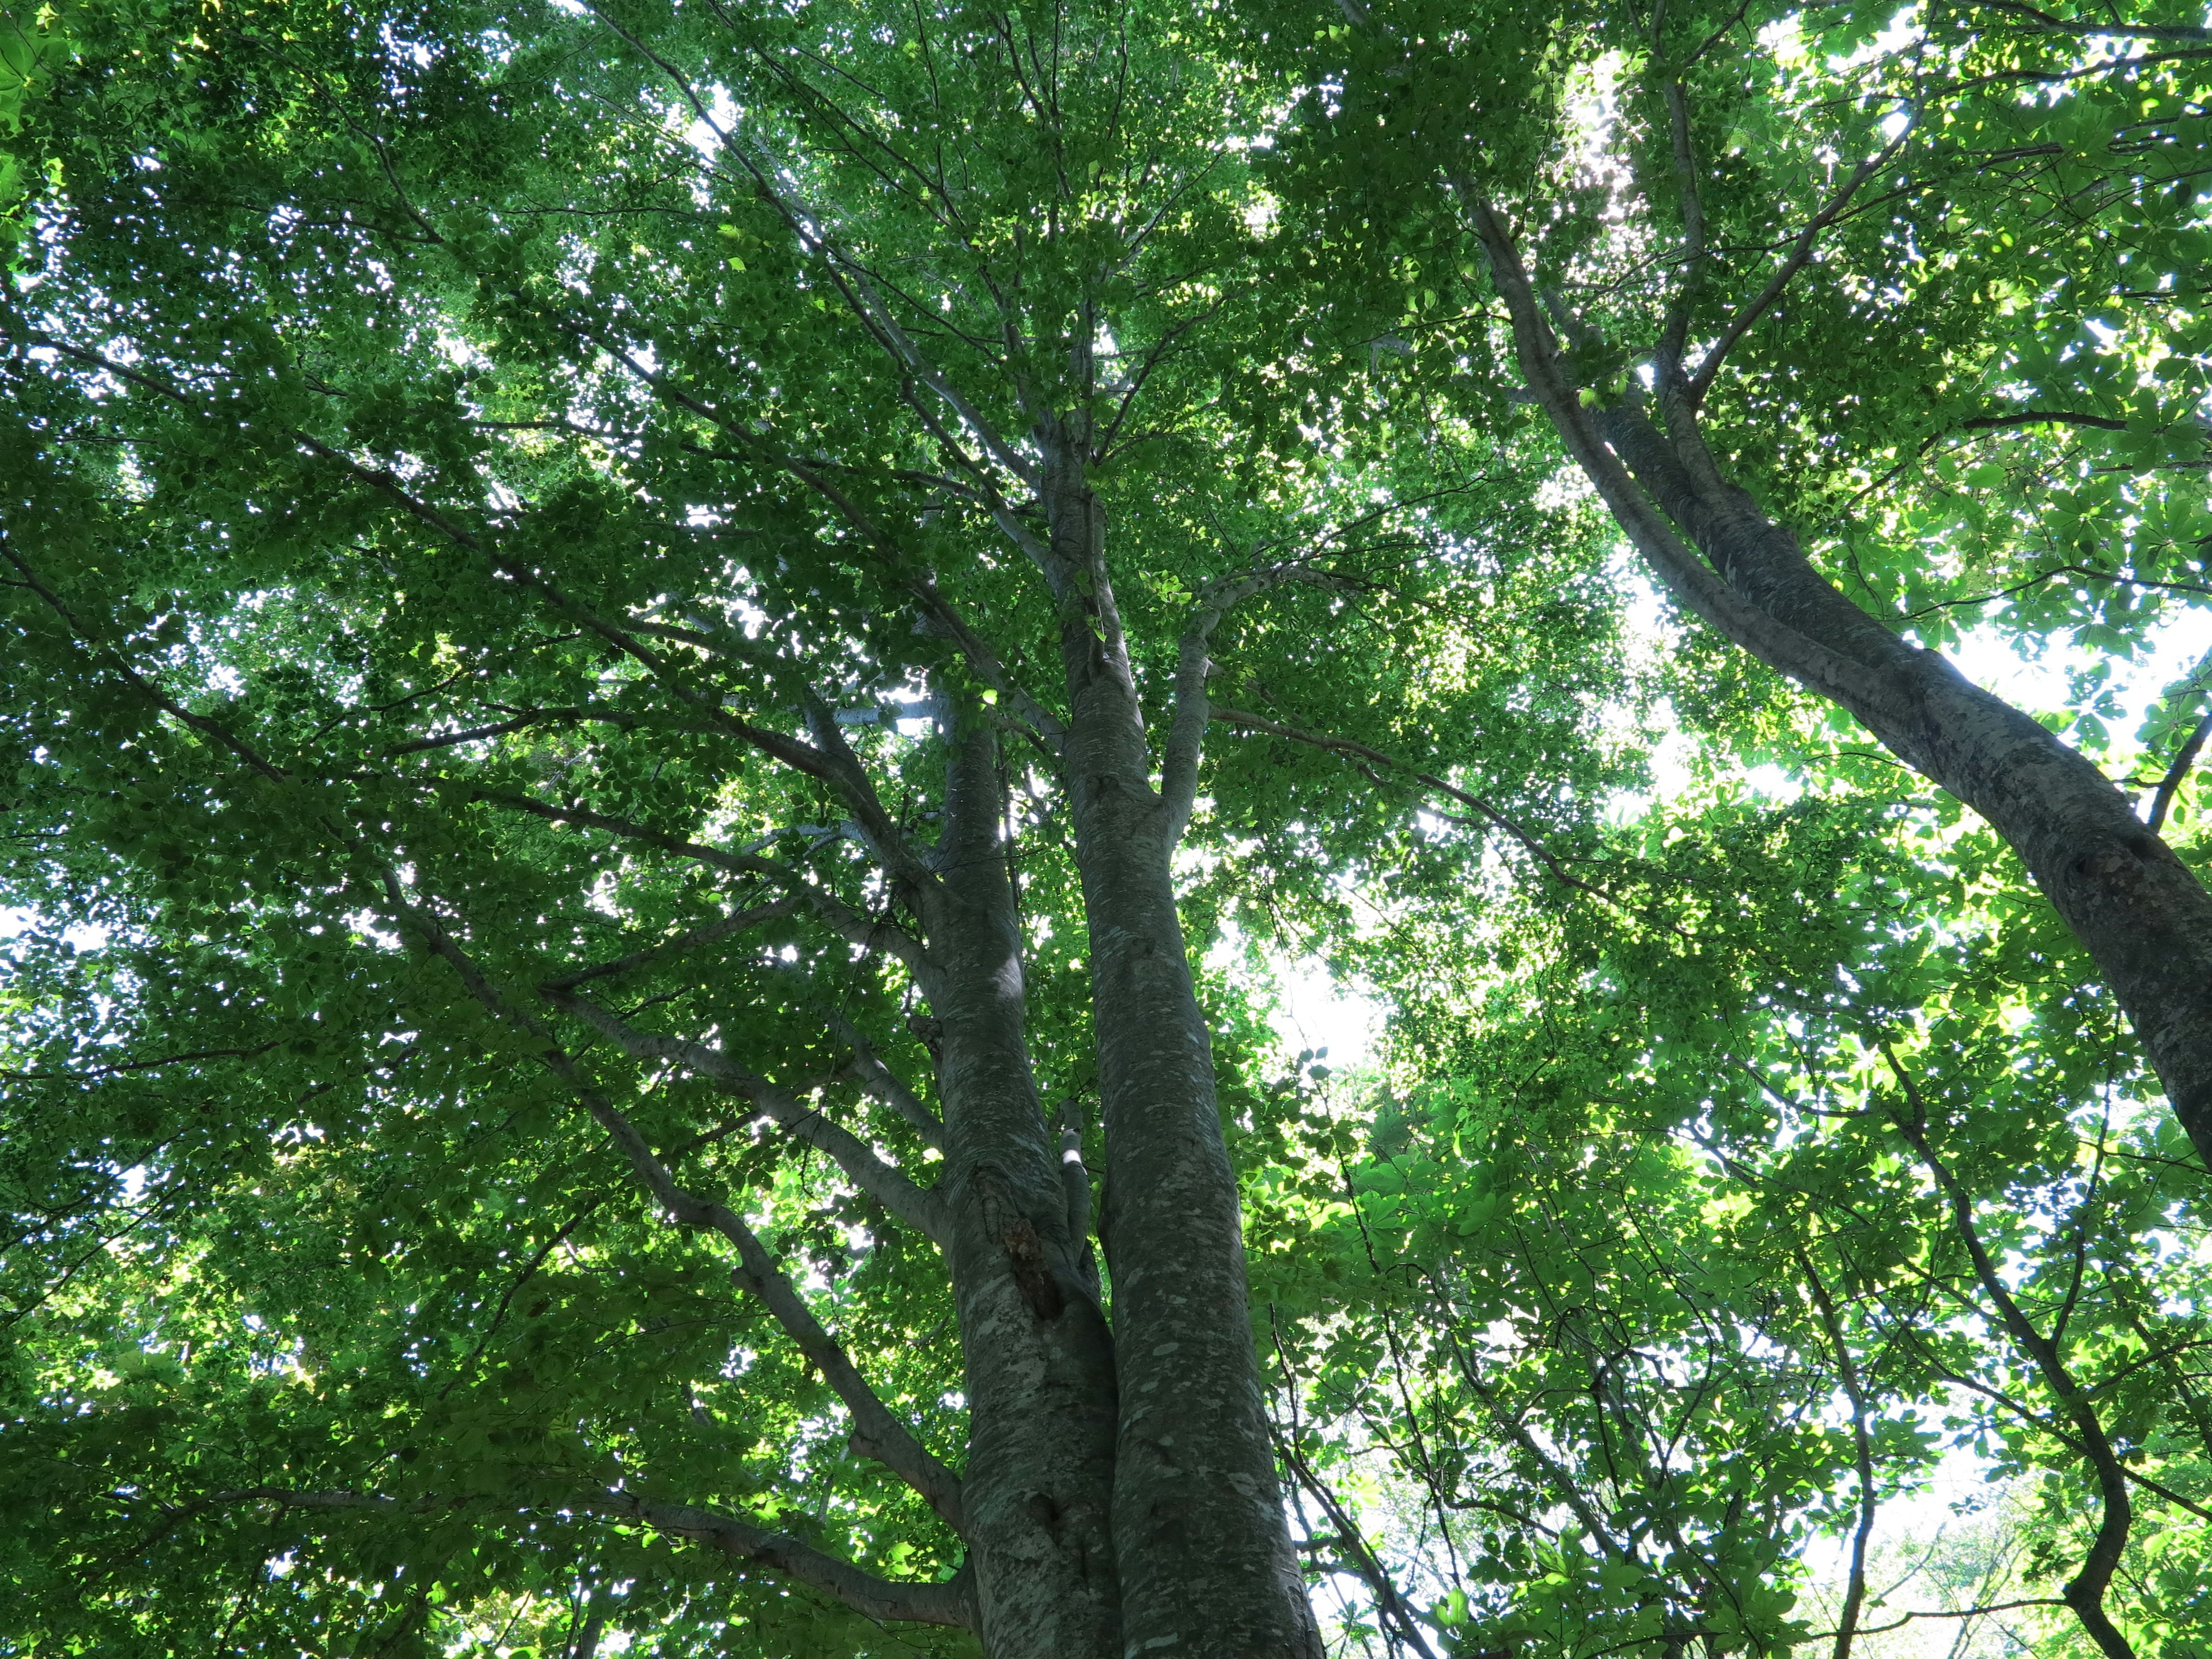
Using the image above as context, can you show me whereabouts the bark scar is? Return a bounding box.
[1001,1215,1067,1321]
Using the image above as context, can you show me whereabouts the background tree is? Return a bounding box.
[0,0,1623,1653]
[1262,0,2212,1165]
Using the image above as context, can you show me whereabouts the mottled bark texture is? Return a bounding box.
[1033,428,1327,1659]
[1470,199,2212,1171]
[918,727,1123,1658]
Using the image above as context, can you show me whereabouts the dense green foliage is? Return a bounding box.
[2,0,2209,1656]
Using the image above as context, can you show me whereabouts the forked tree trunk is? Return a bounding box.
[1012,430,1325,1658]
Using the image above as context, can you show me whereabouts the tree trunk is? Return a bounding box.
[925,727,1123,1657]
[1601,397,2212,1168]
[1470,204,2212,1167]
[1038,433,1327,1658]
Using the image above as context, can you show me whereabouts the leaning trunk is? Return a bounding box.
[1473,207,2212,1168]
[1600,397,2212,1168]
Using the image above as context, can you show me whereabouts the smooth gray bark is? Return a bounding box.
[1468,199,2212,1169]
[921,726,1123,1658]
[1037,430,1327,1659]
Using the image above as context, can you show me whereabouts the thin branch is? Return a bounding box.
[1685,126,1912,404]
[1207,706,1648,920]
[537,900,801,993]
[1275,1436,1440,1659]
[477,791,930,976]
[1162,559,1351,840]
[1458,193,1915,729]
[825,1010,946,1152]
[1882,1048,2137,1659]
[544,988,948,1249]
[381,881,966,1537]
[214,1487,969,1626]
[2149,709,2212,832]
[1799,1248,1878,1659]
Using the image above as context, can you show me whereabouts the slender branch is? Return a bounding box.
[439,1201,602,1401]
[381,881,965,1536]
[477,791,931,976]
[2149,709,2212,832]
[1808,1598,2069,1641]
[1,540,290,783]
[1207,706,1650,919]
[1685,127,1912,404]
[825,1011,946,1153]
[1656,76,1708,377]
[1882,1048,2137,1659]
[1958,409,2128,434]
[537,901,800,994]
[1458,192,1914,729]
[544,988,949,1249]
[578,1493,972,1625]
[1275,1436,1440,1659]
[214,1487,969,1626]
[1163,559,1349,840]
[1798,1248,1878,1659]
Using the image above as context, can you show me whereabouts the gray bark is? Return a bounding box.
[1037,429,1327,1659]
[1469,199,2212,1169]
[1606,399,2212,1169]
[919,724,1123,1658]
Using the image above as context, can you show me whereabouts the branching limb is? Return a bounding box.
[1684,126,1912,404]
[908,575,1068,752]
[1655,75,1708,377]
[826,1010,946,1153]
[539,900,801,993]
[565,1066,967,1538]
[1207,706,1655,922]
[1457,192,1914,728]
[380,882,966,1537]
[577,1493,973,1626]
[544,988,949,1249]
[1882,1048,2137,1659]
[1274,1436,1440,1659]
[1798,1248,1878,1659]
[478,791,930,977]
[214,1488,971,1626]
[1162,560,1352,842]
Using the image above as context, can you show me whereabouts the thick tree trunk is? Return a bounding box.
[924,728,1123,1657]
[1600,400,2212,1167]
[1038,436,1325,1659]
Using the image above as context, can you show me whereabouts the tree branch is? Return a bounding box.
[476,791,931,976]
[380,881,966,1537]
[1162,560,1350,842]
[825,1010,946,1153]
[544,988,949,1249]
[538,901,802,993]
[1459,191,1915,729]
[1882,1047,2137,1659]
[577,1493,972,1625]
[1685,127,1911,404]
[2149,709,2212,834]
[215,1487,971,1626]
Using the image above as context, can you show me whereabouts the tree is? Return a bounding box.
[7,2,2212,1657]
[1263,0,2212,1166]
[0,1,1623,1652]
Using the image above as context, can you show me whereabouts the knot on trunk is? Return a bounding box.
[1001,1215,1067,1321]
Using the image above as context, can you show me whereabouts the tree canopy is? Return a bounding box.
[1,1,2208,1657]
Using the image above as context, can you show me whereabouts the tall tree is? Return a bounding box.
[1264,0,2212,1166]
[0,0,1621,1652]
